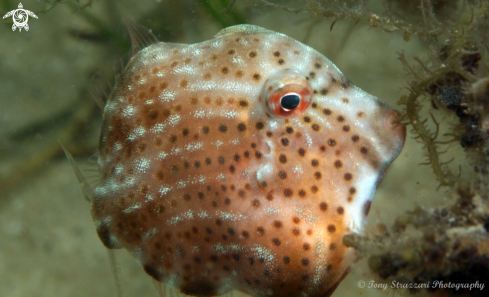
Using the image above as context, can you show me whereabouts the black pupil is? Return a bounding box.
[280,94,301,110]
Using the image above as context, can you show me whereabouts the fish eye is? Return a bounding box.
[280,93,301,111]
[260,70,312,119]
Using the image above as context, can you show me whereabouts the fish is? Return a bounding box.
[74,24,406,297]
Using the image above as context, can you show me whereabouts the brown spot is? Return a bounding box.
[311,124,320,131]
[284,188,293,197]
[170,61,178,68]
[283,256,290,264]
[343,125,350,132]
[314,172,322,180]
[334,160,342,168]
[257,227,265,236]
[311,185,318,193]
[298,148,306,156]
[292,228,300,236]
[320,202,327,211]
[179,79,188,88]
[344,173,353,181]
[302,258,310,266]
[137,92,146,101]
[327,224,336,233]
[215,219,222,226]
[349,187,356,194]
[266,194,274,201]
[274,51,281,57]
[219,124,228,132]
[255,122,264,130]
[364,200,372,216]
[273,220,283,228]
[242,231,249,238]
[330,243,337,250]
[278,59,285,65]
[272,238,281,246]
[303,116,311,123]
[235,70,244,78]
[352,135,360,142]
[298,189,306,197]
[220,66,229,75]
[252,199,260,207]
[328,139,336,146]
[278,171,287,179]
[248,51,257,58]
[281,138,289,146]
[145,109,159,121]
[228,49,235,55]
[237,123,246,132]
[320,88,328,95]
[337,116,345,122]
[337,207,344,215]
[303,243,311,251]
[341,83,348,89]
[309,72,316,78]
[253,73,261,81]
[314,63,321,69]
[286,126,294,134]
[203,73,212,80]
[361,147,368,154]
[279,154,287,164]
[293,50,300,55]
[169,135,177,143]
[238,99,249,108]
[322,108,332,115]
[358,112,365,117]
[148,85,156,93]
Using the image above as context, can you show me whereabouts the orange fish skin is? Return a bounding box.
[91,25,406,297]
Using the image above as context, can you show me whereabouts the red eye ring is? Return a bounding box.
[260,70,312,119]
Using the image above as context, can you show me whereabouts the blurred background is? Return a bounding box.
[0,0,463,296]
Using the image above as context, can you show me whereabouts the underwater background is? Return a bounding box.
[1,0,487,296]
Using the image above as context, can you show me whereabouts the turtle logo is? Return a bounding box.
[3,3,38,32]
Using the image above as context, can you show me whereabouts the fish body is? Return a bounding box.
[91,25,405,297]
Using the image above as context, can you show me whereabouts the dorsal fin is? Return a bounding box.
[214,24,271,38]
[123,18,159,56]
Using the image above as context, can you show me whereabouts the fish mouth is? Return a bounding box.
[385,109,407,146]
